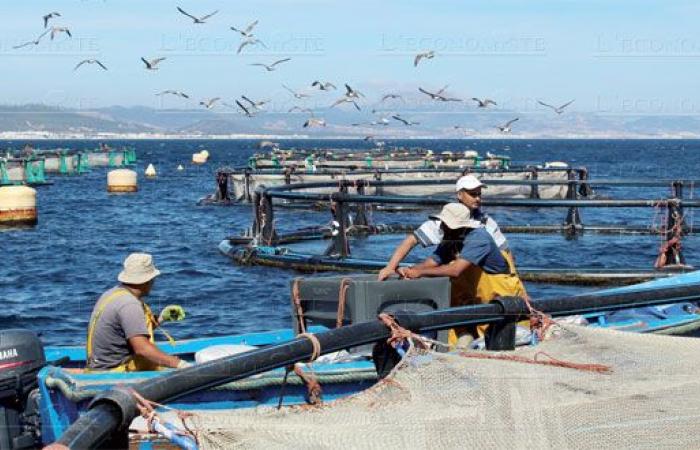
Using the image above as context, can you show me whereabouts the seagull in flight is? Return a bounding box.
[74,59,108,71]
[303,118,326,128]
[472,98,497,108]
[496,117,519,133]
[311,81,336,91]
[538,99,575,114]
[13,30,50,49]
[331,97,361,111]
[392,115,420,126]
[237,37,267,54]
[234,100,254,117]
[43,12,60,28]
[199,97,221,109]
[249,58,291,71]
[176,7,218,24]
[381,93,403,102]
[50,27,72,40]
[141,57,166,70]
[282,84,310,99]
[156,90,189,99]
[240,95,269,110]
[418,86,461,102]
[414,50,435,67]
[344,84,364,99]
[288,106,314,115]
[231,20,259,38]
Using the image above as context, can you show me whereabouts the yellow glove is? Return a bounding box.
[158,305,186,323]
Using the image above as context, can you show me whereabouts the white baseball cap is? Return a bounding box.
[455,175,485,192]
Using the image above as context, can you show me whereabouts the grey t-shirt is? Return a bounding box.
[87,286,149,370]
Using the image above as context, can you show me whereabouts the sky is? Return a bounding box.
[2,0,700,117]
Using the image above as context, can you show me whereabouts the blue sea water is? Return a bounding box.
[2,139,699,346]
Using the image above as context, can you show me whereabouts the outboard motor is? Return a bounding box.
[0,329,45,449]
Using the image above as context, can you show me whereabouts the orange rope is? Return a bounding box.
[297,332,321,362]
[377,313,429,350]
[458,350,612,374]
[292,279,307,334]
[336,278,352,328]
[521,293,555,342]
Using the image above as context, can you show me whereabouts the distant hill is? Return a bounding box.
[0,104,697,138]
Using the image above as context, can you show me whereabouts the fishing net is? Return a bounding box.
[170,325,700,449]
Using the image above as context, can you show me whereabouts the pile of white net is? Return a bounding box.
[178,325,700,449]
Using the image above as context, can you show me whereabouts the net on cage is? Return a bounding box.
[173,325,700,449]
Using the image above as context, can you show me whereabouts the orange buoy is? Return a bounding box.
[0,186,37,226]
[107,169,138,193]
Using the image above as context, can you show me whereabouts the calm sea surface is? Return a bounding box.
[2,139,699,346]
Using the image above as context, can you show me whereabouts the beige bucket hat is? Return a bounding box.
[430,203,482,229]
[118,253,161,285]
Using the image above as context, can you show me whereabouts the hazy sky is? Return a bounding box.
[2,0,700,116]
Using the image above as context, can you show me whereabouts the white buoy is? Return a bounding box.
[545,161,569,169]
[177,164,184,171]
[464,150,479,158]
[145,164,156,178]
[107,169,138,193]
[0,186,37,226]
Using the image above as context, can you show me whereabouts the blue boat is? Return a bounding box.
[3,271,700,448]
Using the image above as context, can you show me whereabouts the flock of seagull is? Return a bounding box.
[14,7,576,135]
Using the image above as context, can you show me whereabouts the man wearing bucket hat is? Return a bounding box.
[377,174,510,281]
[86,253,189,371]
[397,202,527,344]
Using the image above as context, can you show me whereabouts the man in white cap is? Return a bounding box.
[86,253,189,371]
[377,174,510,281]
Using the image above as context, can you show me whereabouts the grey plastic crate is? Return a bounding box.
[291,274,451,349]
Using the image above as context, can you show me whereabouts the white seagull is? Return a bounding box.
[381,93,403,102]
[249,58,291,72]
[235,100,254,117]
[303,118,326,128]
[176,7,218,24]
[472,98,497,108]
[74,59,108,71]
[344,84,364,99]
[282,84,310,99]
[392,115,420,126]
[50,26,71,40]
[237,37,266,54]
[331,97,361,111]
[311,81,336,91]
[538,99,575,115]
[199,97,221,109]
[43,12,60,28]
[414,50,435,67]
[156,90,190,99]
[13,30,50,49]
[418,86,461,102]
[288,106,314,115]
[496,117,519,133]
[230,20,259,38]
[141,57,166,70]
[240,95,269,110]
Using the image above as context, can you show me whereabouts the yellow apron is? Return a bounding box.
[86,288,160,372]
[448,250,528,344]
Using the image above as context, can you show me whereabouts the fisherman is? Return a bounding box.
[378,174,510,280]
[397,203,527,345]
[86,253,189,371]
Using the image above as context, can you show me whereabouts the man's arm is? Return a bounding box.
[128,335,182,368]
[378,234,419,280]
[401,258,472,279]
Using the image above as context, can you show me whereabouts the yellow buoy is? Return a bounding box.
[0,186,37,226]
[192,151,208,165]
[145,163,156,178]
[200,150,210,158]
[107,169,138,193]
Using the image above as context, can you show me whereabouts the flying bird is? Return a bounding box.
[235,100,254,117]
[344,84,364,99]
[43,12,60,28]
[311,81,336,91]
[472,98,497,108]
[414,50,435,67]
[230,20,259,37]
[331,97,361,111]
[418,86,461,102]
[13,30,50,49]
[141,57,166,70]
[496,117,519,133]
[73,59,108,71]
[240,95,269,110]
[156,90,190,99]
[282,84,310,99]
[199,97,221,109]
[237,37,266,54]
[50,26,71,40]
[249,58,291,71]
[303,118,326,128]
[381,93,403,102]
[392,115,419,126]
[538,99,575,114]
[176,7,218,24]
[288,106,314,115]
